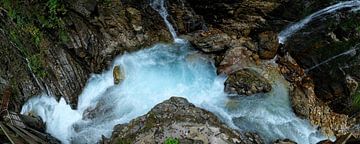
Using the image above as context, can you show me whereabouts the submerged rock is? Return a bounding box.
[104,97,263,144]
[273,139,297,144]
[225,69,272,96]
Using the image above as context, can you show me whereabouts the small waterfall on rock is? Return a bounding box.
[278,0,360,44]
[21,0,331,144]
[150,0,183,43]
[305,44,360,72]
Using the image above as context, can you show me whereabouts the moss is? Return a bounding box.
[164,137,179,144]
[116,139,132,144]
[143,113,157,131]
[352,89,360,107]
[29,54,48,78]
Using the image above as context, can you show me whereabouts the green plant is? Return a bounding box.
[29,54,47,78]
[164,137,179,144]
[353,90,360,106]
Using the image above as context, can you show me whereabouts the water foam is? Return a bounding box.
[21,42,329,144]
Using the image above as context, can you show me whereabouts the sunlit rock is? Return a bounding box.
[225,69,272,96]
[104,97,263,144]
[113,65,125,85]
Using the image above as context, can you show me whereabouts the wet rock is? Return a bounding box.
[113,65,125,85]
[104,97,263,144]
[225,69,272,96]
[273,139,297,144]
[190,29,231,53]
[257,31,279,59]
[284,11,360,115]
[0,0,172,109]
[346,75,358,96]
[278,53,354,138]
[168,0,206,34]
[317,140,333,144]
[218,46,260,74]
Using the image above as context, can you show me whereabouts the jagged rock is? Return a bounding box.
[113,65,125,85]
[104,97,263,144]
[284,11,360,114]
[168,0,206,34]
[278,53,354,138]
[258,31,279,59]
[346,75,358,96]
[0,0,172,109]
[190,29,231,53]
[225,69,272,96]
[273,139,297,144]
[218,46,260,74]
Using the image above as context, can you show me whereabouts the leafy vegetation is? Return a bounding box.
[0,0,71,78]
[164,137,179,144]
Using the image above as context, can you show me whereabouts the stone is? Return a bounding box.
[346,75,358,96]
[113,65,125,85]
[273,139,297,144]
[225,69,272,96]
[191,29,231,53]
[258,31,279,59]
[218,46,258,74]
[104,97,263,144]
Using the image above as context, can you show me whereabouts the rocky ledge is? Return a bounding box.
[103,97,263,144]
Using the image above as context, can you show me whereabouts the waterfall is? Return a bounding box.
[150,0,183,43]
[20,0,331,143]
[278,0,360,44]
[21,43,329,144]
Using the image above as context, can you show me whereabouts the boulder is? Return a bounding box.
[257,31,279,59]
[225,69,272,96]
[218,46,260,74]
[190,29,231,53]
[113,65,125,85]
[104,97,263,144]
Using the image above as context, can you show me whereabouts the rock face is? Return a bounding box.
[278,54,354,138]
[104,97,263,144]
[225,69,272,96]
[0,0,171,109]
[284,11,360,115]
[257,31,279,59]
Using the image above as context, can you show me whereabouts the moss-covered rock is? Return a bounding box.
[104,97,263,144]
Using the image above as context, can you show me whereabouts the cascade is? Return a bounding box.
[150,0,183,43]
[21,0,331,144]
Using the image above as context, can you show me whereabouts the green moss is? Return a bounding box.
[352,89,360,107]
[116,139,131,144]
[164,137,179,144]
[143,113,157,131]
[29,54,48,78]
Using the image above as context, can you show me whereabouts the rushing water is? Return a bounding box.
[21,0,332,143]
[21,42,330,144]
[278,0,360,44]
